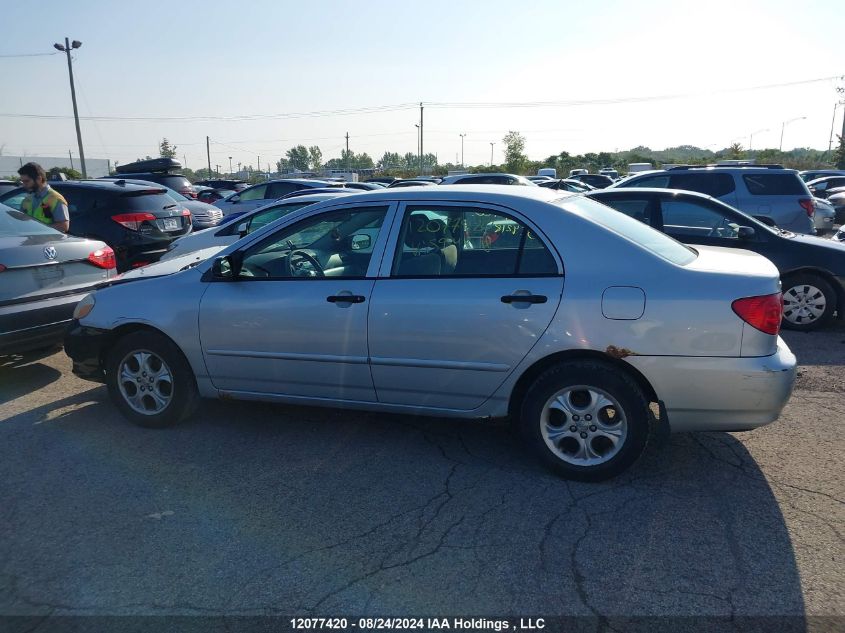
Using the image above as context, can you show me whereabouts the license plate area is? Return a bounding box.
[160,218,180,231]
[34,265,64,287]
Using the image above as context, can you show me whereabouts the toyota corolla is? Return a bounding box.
[64,186,796,481]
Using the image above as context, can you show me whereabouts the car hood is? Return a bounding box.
[788,232,845,253]
[180,199,220,213]
[116,245,225,281]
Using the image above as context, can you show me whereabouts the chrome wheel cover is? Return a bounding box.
[540,386,628,467]
[117,350,174,415]
[783,284,826,325]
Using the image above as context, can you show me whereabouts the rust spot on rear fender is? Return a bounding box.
[606,345,639,359]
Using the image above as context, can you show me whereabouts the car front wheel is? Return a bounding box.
[105,330,199,428]
[519,361,653,482]
[781,274,836,331]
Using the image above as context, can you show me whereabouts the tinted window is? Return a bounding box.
[557,197,696,266]
[120,191,179,211]
[597,197,652,224]
[392,206,557,277]
[54,187,100,216]
[248,202,312,233]
[456,175,508,185]
[660,199,739,239]
[266,182,299,198]
[669,173,735,197]
[0,190,26,210]
[239,184,268,201]
[743,174,806,195]
[624,174,670,188]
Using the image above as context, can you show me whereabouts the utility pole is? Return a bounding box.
[215,164,220,176]
[54,38,86,178]
[68,149,74,171]
[780,117,806,152]
[459,133,466,168]
[345,132,350,173]
[257,156,260,176]
[206,136,212,175]
[183,154,187,170]
[414,124,420,173]
[490,142,495,167]
[419,102,424,175]
[228,156,233,175]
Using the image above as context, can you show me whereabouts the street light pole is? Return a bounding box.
[490,142,495,167]
[228,156,233,175]
[459,133,466,168]
[780,116,806,152]
[53,38,86,177]
[749,128,769,152]
[414,124,420,174]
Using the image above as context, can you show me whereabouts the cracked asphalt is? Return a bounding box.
[0,324,843,627]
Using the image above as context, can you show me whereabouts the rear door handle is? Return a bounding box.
[501,294,547,304]
[327,294,366,304]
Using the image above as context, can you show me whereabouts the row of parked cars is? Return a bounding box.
[2,160,842,482]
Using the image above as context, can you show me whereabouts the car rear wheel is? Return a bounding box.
[106,330,199,428]
[519,361,653,482]
[781,274,836,331]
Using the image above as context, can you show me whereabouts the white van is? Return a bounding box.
[537,168,557,179]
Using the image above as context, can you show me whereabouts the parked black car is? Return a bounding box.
[538,178,595,192]
[194,179,249,192]
[588,188,845,331]
[112,158,195,199]
[0,181,192,272]
[568,173,615,189]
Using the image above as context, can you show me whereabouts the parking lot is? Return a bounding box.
[1,325,842,627]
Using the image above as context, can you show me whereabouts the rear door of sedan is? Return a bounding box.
[367,201,565,411]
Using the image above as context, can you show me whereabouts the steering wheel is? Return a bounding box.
[288,250,325,277]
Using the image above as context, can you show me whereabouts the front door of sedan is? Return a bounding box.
[198,203,394,401]
[367,203,564,411]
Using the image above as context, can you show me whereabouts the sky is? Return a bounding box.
[1,0,844,172]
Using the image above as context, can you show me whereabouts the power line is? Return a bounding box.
[0,51,59,58]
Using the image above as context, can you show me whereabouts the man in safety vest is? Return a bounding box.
[18,162,70,233]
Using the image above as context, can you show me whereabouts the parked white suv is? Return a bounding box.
[611,165,815,234]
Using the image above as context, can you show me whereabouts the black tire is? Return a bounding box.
[105,330,200,428]
[781,274,837,332]
[519,361,653,482]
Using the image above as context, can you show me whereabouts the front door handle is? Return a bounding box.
[327,294,366,304]
[501,294,547,304]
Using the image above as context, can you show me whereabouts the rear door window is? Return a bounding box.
[660,199,739,240]
[239,184,268,201]
[54,187,98,216]
[669,173,735,197]
[595,197,653,225]
[743,174,807,195]
[266,182,299,199]
[624,174,670,188]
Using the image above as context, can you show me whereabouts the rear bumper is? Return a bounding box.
[64,323,110,382]
[627,339,797,432]
[0,291,88,355]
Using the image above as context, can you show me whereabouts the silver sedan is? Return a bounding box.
[64,186,796,481]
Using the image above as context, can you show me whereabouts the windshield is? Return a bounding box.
[0,204,61,236]
[560,197,697,266]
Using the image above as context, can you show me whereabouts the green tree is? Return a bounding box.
[276,158,290,174]
[503,130,527,173]
[159,138,177,159]
[308,146,323,171]
[833,135,845,169]
[47,166,82,180]
[378,152,402,169]
[285,145,310,171]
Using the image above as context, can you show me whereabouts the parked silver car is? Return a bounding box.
[611,165,815,234]
[1,203,117,355]
[64,186,796,481]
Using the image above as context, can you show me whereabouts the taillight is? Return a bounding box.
[112,212,156,231]
[180,188,196,199]
[799,198,814,217]
[732,293,783,335]
[87,247,116,270]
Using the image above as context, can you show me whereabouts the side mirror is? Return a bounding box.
[212,252,243,280]
[237,222,248,238]
[211,256,233,280]
[737,226,756,240]
[350,233,372,251]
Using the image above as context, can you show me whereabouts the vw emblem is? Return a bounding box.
[44,246,57,260]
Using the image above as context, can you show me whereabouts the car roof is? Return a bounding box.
[256,178,335,186]
[307,184,563,205]
[47,180,164,192]
[807,175,845,185]
[588,187,717,201]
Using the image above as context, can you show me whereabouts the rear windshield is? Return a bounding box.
[119,191,179,211]
[0,205,61,236]
[559,197,697,266]
[150,175,191,190]
[743,174,807,196]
